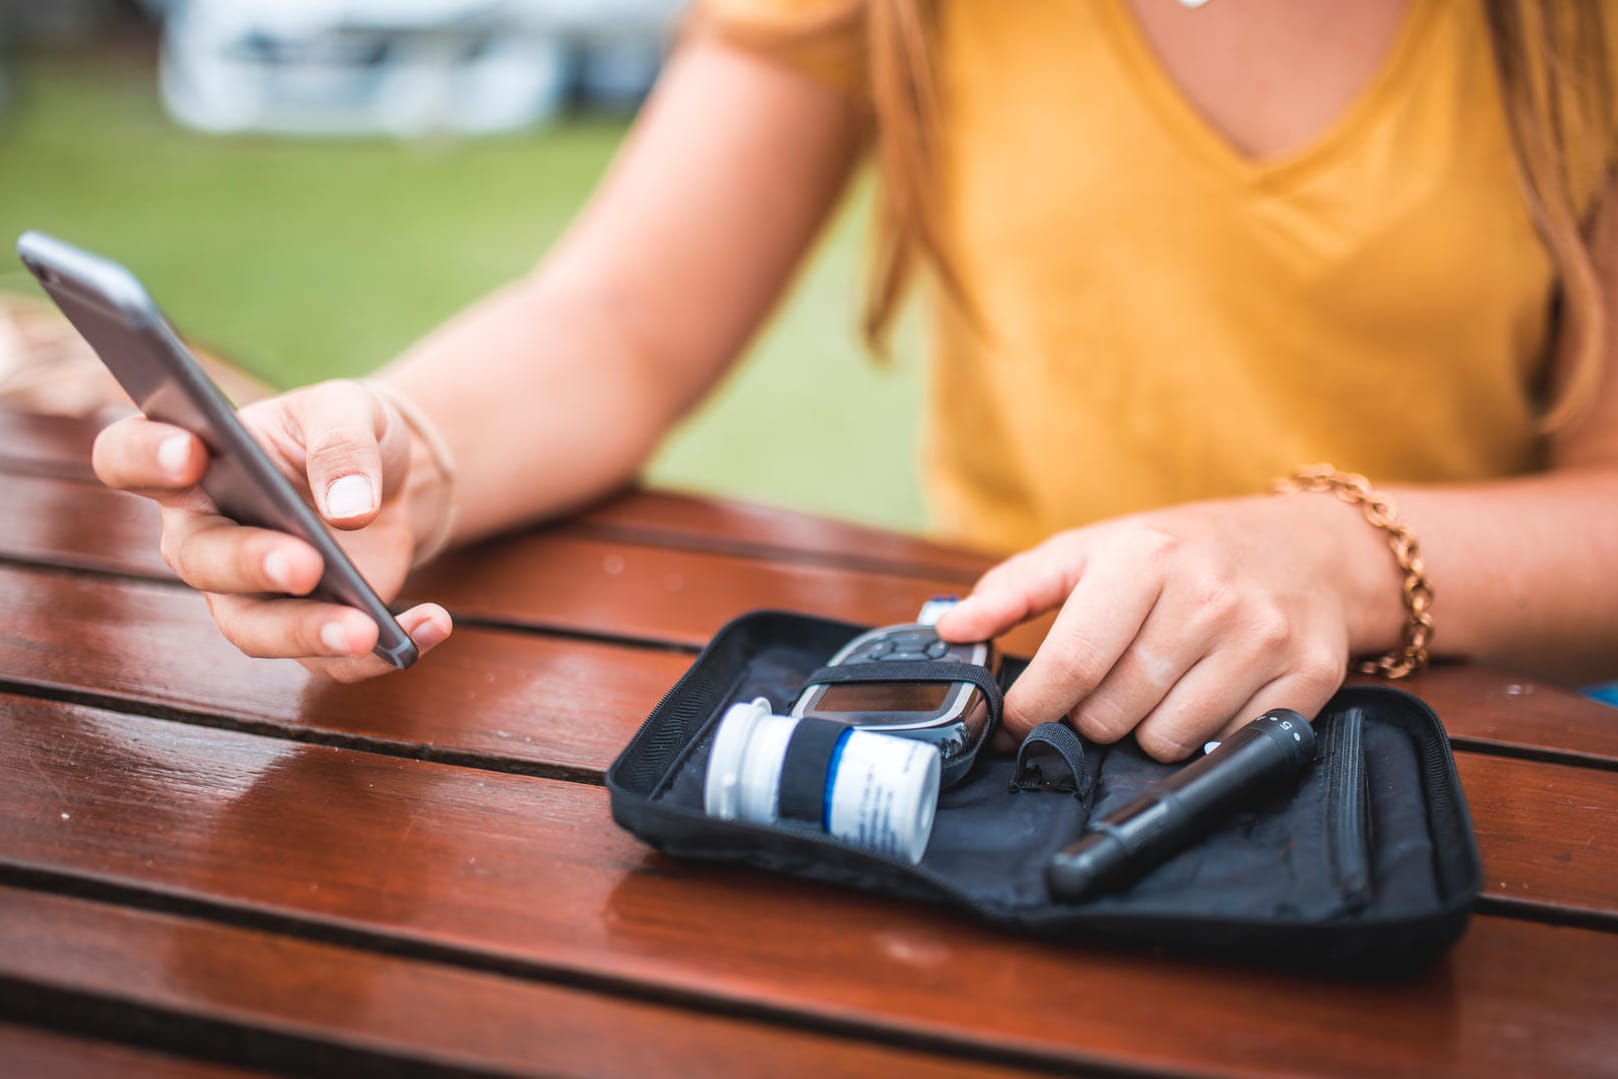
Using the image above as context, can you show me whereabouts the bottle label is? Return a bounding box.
[825,733,937,861]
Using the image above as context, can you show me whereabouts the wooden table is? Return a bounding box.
[1,407,1615,1079]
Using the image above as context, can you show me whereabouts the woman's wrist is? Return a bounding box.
[1274,467,1429,675]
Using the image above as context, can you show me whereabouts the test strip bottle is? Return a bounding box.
[703,698,941,864]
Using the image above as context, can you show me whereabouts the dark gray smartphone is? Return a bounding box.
[17,230,418,668]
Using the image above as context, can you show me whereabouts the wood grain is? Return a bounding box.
[407,529,1022,649]
[0,470,169,578]
[7,408,1618,1079]
[0,409,98,479]
[2,696,1615,1079]
[1459,753,1618,920]
[0,562,687,777]
[0,1023,261,1079]
[0,410,996,578]
[569,489,993,579]
[1386,665,1618,766]
[4,412,1616,755]
[0,887,1043,1079]
[0,471,1052,654]
[2,541,1613,771]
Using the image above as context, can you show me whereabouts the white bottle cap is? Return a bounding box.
[704,698,794,824]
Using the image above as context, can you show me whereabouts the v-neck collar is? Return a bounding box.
[1098,0,1437,188]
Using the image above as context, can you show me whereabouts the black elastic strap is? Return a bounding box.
[778,717,852,825]
[1012,721,1090,796]
[800,662,1004,730]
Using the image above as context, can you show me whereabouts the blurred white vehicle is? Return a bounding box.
[158,0,681,137]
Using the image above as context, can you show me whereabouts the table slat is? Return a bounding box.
[0,1023,261,1079]
[0,470,168,577]
[2,697,1614,1079]
[0,472,1051,654]
[0,562,685,777]
[1460,753,1618,919]
[0,410,996,578]
[4,548,1615,773]
[0,886,1041,1079]
[571,489,992,578]
[1383,665,1618,766]
[0,410,99,479]
[3,565,1618,918]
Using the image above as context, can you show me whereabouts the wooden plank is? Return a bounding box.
[0,408,995,578]
[1387,665,1618,766]
[4,409,1613,760]
[406,530,1050,651]
[0,887,1041,1079]
[0,562,688,777]
[0,409,99,480]
[1460,753,1618,920]
[0,1023,261,1079]
[571,489,992,579]
[6,559,1618,849]
[1,568,1607,925]
[2,698,1615,1079]
[4,527,1615,773]
[0,470,1053,653]
[0,470,169,578]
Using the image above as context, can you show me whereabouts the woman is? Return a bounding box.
[93,0,1618,759]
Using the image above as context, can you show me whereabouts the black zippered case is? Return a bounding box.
[606,610,1484,969]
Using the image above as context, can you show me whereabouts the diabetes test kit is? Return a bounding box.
[607,607,1484,967]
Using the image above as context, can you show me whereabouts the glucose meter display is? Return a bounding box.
[813,682,952,719]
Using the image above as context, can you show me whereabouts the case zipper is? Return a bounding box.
[1322,707,1374,910]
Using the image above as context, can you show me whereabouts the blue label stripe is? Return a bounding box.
[821,728,855,830]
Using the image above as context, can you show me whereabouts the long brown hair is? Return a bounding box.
[1482,0,1613,431]
[710,1,1615,431]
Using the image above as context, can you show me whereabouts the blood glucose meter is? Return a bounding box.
[789,620,1000,787]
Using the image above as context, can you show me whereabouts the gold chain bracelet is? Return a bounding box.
[1272,464,1434,679]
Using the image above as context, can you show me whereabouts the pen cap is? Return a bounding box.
[703,698,940,864]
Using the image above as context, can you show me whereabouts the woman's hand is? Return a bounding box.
[935,495,1403,760]
[91,379,453,681]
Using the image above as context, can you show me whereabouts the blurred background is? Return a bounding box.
[0,0,929,533]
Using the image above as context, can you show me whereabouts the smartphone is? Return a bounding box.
[17,230,418,668]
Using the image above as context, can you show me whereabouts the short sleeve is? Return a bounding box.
[686,0,868,102]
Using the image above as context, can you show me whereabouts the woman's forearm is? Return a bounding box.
[374,277,682,542]
[1333,469,1618,682]
[1373,469,1618,683]
[373,35,864,545]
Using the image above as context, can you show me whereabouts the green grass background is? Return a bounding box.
[0,48,929,532]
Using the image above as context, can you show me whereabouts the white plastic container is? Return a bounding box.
[703,698,941,865]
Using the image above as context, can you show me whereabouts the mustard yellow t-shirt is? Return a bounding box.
[701,0,1566,553]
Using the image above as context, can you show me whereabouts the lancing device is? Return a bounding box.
[1046,709,1317,902]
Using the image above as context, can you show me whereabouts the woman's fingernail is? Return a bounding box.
[264,550,293,591]
[324,475,376,519]
[412,617,450,650]
[320,621,350,655]
[157,435,191,479]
